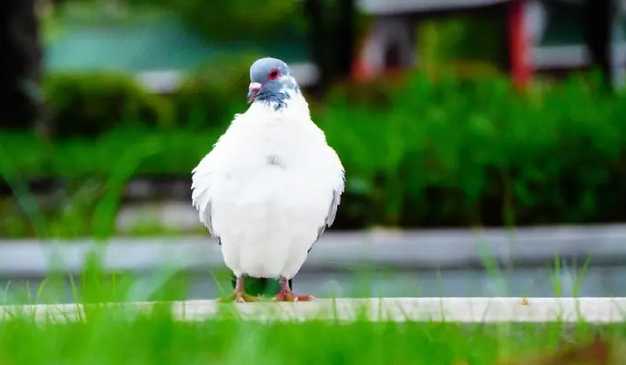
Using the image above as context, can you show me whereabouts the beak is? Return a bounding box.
[247,82,262,103]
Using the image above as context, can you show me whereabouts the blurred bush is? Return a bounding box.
[172,56,255,129]
[44,73,175,137]
[0,127,221,179]
[320,72,626,227]
[43,55,253,136]
[416,14,507,73]
[3,72,626,235]
[128,0,304,41]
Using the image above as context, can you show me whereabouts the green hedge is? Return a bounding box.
[44,73,176,136]
[170,56,256,130]
[0,127,220,178]
[43,57,254,136]
[3,73,626,230]
[321,73,626,227]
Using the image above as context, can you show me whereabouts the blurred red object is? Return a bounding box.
[509,0,531,90]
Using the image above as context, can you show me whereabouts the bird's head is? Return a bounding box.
[247,57,300,109]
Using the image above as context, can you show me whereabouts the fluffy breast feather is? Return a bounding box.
[191,96,345,245]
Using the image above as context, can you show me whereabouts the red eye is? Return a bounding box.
[268,69,280,80]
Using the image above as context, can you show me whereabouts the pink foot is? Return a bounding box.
[271,277,315,302]
[272,290,315,302]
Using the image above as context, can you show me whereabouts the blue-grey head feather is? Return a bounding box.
[248,57,300,110]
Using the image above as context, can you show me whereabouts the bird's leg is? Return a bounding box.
[272,277,315,302]
[217,275,262,303]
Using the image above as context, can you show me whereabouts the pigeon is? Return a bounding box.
[191,57,345,302]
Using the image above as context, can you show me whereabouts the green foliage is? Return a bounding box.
[0,126,221,238]
[416,14,507,78]
[43,73,175,137]
[0,307,613,365]
[0,124,210,183]
[417,14,506,66]
[0,249,615,365]
[129,0,305,41]
[3,73,626,236]
[43,1,168,30]
[43,54,253,135]
[173,55,256,129]
[0,260,616,365]
[320,73,626,227]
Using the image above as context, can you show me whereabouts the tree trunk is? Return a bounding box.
[582,0,615,89]
[303,0,355,92]
[303,0,327,93]
[337,0,356,78]
[0,0,43,129]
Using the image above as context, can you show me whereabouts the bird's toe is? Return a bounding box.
[272,292,315,302]
[272,293,293,302]
[217,291,261,303]
[293,294,315,302]
[236,293,262,303]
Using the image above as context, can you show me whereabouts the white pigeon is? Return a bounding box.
[191,57,345,302]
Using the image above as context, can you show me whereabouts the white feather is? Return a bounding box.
[191,92,344,279]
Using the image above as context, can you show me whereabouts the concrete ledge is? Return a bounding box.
[4,298,626,323]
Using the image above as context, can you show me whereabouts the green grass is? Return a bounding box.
[0,234,613,365]
[0,254,616,365]
[0,303,619,365]
[0,253,616,365]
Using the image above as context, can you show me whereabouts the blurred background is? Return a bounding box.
[1,0,626,302]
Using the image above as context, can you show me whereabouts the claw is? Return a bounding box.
[217,275,262,303]
[217,292,262,303]
[271,292,315,302]
[271,277,315,302]
[236,293,262,303]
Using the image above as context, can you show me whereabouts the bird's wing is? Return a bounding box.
[191,113,247,244]
[191,144,222,245]
[309,151,345,253]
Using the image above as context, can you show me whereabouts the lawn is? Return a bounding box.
[0,302,618,365]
